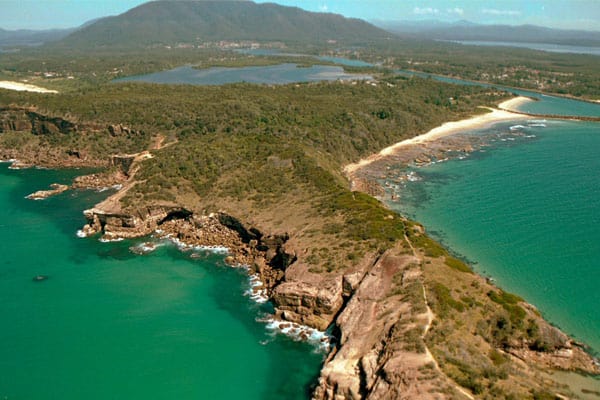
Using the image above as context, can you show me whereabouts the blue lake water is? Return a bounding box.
[114,63,371,85]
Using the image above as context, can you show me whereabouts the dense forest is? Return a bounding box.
[0,75,509,267]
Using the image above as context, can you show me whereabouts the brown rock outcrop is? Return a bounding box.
[26,183,69,200]
[107,124,139,137]
[272,279,344,331]
[110,154,137,176]
[313,247,465,400]
[1,109,78,135]
[0,109,32,132]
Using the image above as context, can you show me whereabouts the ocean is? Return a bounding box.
[0,164,323,399]
[390,119,600,355]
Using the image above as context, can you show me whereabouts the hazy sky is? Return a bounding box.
[1,0,599,31]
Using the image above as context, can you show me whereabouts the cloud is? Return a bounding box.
[319,4,328,12]
[414,7,439,15]
[447,7,464,16]
[482,8,521,16]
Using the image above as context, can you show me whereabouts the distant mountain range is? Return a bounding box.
[0,19,103,49]
[4,2,599,51]
[374,20,600,46]
[52,0,390,49]
[0,28,75,48]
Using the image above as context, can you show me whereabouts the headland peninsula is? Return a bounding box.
[1,1,600,399]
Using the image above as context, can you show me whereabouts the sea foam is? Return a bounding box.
[262,317,332,352]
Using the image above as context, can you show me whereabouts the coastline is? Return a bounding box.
[4,93,599,397]
[344,96,532,176]
[0,80,58,94]
[338,99,600,393]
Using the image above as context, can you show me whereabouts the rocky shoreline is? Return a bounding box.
[6,104,599,398]
[77,192,600,398]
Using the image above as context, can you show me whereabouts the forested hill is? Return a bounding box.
[377,20,600,46]
[56,0,392,49]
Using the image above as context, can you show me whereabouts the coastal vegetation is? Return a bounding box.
[2,2,599,397]
[0,76,507,270]
[3,74,597,397]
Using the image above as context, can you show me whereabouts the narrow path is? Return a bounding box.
[403,230,475,400]
[152,134,178,150]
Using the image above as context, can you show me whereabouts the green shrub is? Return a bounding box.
[444,256,472,273]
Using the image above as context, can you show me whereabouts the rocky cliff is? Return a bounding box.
[0,107,144,168]
[313,245,467,399]
[8,105,598,398]
[0,107,76,135]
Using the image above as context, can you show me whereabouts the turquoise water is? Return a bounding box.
[391,120,600,354]
[115,63,370,85]
[399,70,600,118]
[0,164,323,399]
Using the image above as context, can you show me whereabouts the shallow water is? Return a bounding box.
[0,164,323,399]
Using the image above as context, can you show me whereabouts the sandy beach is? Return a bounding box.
[344,96,532,174]
[0,81,58,94]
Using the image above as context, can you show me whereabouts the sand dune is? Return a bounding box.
[0,81,58,94]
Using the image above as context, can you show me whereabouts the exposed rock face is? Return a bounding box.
[71,170,127,189]
[107,124,139,137]
[110,154,137,176]
[272,279,344,331]
[0,107,77,135]
[0,109,32,132]
[82,205,294,293]
[83,205,191,239]
[26,183,69,200]
[313,247,465,400]
[0,108,145,139]
[0,107,110,168]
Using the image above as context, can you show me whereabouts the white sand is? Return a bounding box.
[344,96,533,174]
[0,81,58,94]
[498,96,533,112]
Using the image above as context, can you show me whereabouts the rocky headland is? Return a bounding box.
[3,99,599,399]
[77,140,599,399]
